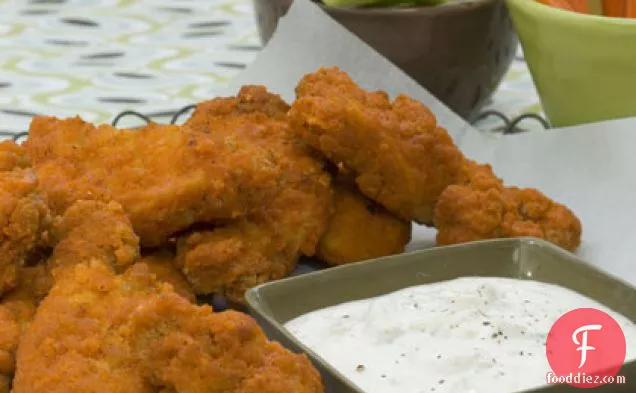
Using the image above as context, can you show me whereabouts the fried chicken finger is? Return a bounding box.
[288,67,465,225]
[317,180,411,266]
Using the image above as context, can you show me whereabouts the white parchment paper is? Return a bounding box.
[231,0,636,286]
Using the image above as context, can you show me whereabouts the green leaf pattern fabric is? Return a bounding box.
[0,0,542,135]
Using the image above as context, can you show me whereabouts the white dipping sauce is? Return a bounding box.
[285,277,636,393]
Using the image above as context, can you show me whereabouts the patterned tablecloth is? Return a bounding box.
[0,0,544,135]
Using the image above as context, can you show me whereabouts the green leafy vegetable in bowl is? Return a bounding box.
[322,0,448,7]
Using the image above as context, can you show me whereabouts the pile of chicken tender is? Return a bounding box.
[0,68,581,393]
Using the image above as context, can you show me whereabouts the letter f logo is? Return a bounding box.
[572,324,602,369]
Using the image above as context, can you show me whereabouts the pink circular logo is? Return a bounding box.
[546,308,626,388]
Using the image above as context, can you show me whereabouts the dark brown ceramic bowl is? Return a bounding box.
[253,0,518,120]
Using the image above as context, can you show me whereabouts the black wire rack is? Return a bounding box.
[110,104,197,128]
[4,106,550,142]
[473,110,550,134]
[108,107,551,133]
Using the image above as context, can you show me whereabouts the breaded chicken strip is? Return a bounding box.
[131,250,195,303]
[0,199,139,392]
[288,68,582,250]
[317,180,411,266]
[176,220,297,304]
[50,199,193,302]
[288,67,465,224]
[13,261,324,393]
[184,84,290,121]
[177,86,333,303]
[13,262,163,393]
[0,306,21,393]
[456,160,505,191]
[0,265,52,393]
[47,200,140,274]
[24,117,285,247]
[0,141,51,295]
[0,142,30,171]
[127,281,323,393]
[0,301,34,393]
[10,265,53,303]
[434,161,582,251]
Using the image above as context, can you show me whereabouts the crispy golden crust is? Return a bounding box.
[0,141,51,295]
[176,221,297,304]
[434,161,582,251]
[48,200,140,274]
[456,160,505,190]
[23,117,285,247]
[0,295,36,393]
[13,261,323,393]
[0,305,19,393]
[0,264,53,393]
[0,142,30,171]
[13,262,162,393]
[7,265,53,305]
[178,86,333,303]
[131,250,195,303]
[288,67,465,224]
[186,85,291,121]
[317,181,411,266]
[128,292,323,393]
[0,305,25,393]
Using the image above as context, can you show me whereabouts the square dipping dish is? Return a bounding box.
[246,238,636,393]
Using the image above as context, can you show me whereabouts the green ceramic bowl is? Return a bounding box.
[506,0,636,127]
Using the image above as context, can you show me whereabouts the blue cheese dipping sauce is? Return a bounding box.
[284,277,636,393]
